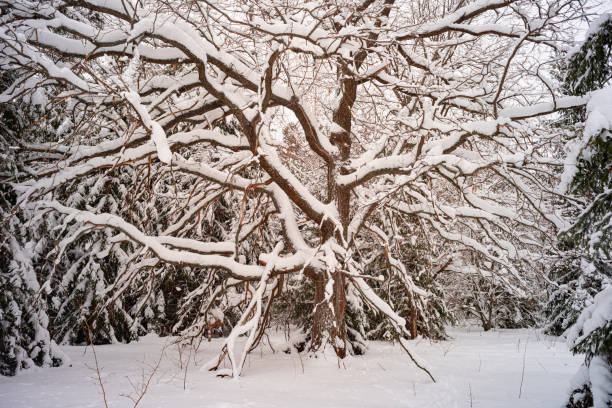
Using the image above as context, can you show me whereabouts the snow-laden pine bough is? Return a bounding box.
[0,0,595,380]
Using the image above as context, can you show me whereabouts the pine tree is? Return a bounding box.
[0,77,68,374]
[549,14,612,408]
[544,248,610,336]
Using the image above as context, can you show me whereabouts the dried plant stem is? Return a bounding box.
[518,339,528,399]
[84,319,109,408]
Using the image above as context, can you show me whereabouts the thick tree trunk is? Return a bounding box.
[309,269,347,358]
[333,270,346,357]
[478,308,493,331]
[311,60,358,360]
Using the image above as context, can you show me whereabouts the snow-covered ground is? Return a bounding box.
[0,327,581,408]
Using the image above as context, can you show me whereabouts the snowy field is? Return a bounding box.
[0,327,581,408]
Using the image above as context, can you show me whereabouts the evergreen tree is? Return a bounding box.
[0,73,68,375]
[545,249,610,336]
[549,14,612,408]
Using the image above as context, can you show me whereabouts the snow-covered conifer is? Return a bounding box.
[549,14,612,408]
[0,76,68,374]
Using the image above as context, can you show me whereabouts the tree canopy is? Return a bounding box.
[0,0,606,384]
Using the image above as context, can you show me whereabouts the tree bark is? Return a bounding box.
[309,269,347,357]
[409,297,418,339]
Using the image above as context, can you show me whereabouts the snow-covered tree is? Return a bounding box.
[0,0,595,379]
[460,272,541,331]
[553,13,612,408]
[0,221,71,376]
[0,74,69,375]
[545,248,610,337]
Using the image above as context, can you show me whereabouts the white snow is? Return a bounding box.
[123,91,172,164]
[0,328,581,408]
[566,285,612,357]
[590,356,612,408]
[558,85,612,194]
[584,85,612,140]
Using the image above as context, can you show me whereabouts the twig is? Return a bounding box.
[469,383,473,407]
[183,345,192,390]
[121,342,166,408]
[84,319,110,408]
[518,338,528,399]
[536,359,548,374]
